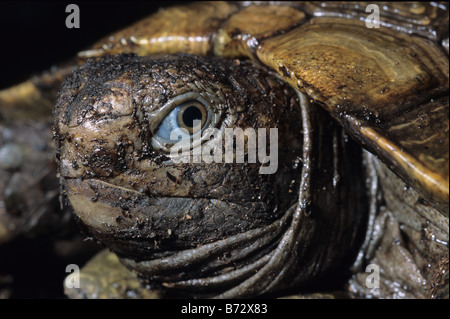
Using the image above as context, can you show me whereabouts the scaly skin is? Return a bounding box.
[54,54,367,298]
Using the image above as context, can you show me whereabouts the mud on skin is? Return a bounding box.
[54,54,367,297]
[54,53,303,246]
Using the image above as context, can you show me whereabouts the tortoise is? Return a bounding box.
[0,1,448,299]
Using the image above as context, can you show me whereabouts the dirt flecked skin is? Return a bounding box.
[55,53,303,250]
[348,152,449,299]
[54,54,367,297]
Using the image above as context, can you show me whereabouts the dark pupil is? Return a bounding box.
[182,106,203,128]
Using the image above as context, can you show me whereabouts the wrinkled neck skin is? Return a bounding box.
[55,54,367,298]
[349,151,449,299]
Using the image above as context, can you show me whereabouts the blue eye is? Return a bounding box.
[154,100,209,145]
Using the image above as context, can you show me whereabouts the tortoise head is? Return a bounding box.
[54,54,366,297]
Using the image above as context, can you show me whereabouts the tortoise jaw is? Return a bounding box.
[118,205,294,297]
[62,175,294,297]
[62,175,290,256]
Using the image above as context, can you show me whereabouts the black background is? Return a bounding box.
[0,1,181,89]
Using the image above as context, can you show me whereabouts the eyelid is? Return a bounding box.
[150,91,222,152]
[147,92,205,134]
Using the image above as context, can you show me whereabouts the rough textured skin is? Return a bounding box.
[55,54,367,297]
[55,54,303,247]
[348,152,448,299]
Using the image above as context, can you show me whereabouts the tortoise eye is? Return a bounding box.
[176,101,207,134]
[153,99,211,147]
